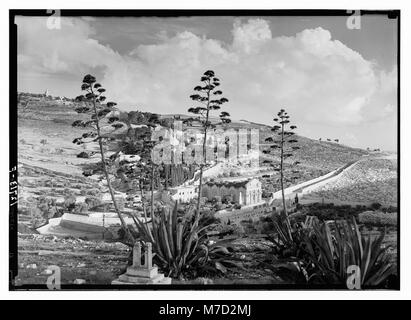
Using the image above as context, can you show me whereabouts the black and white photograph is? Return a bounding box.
[9,9,399,291]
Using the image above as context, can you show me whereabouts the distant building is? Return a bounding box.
[169,185,197,203]
[202,178,263,206]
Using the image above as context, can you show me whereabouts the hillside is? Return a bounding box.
[304,154,397,206]
[17,93,103,206]
[17,93,370,204]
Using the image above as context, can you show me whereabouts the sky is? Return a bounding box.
[15,14,398,151]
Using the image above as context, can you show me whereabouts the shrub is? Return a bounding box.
[232,224,245,236]
[87,188,101,196]
[262,190,272,199]
[18,207,30,216]
[382,205,397,213]
[358,211,397,227]
[30,206,45,228]
[212,203,221,211]
[222,195,232,204]
[300,203,364,221]
[370,202,382,210]
[254,215,275,234]
[73,202,89,214]
[77,151,90,159]
[37,196,58,219]
[64,194,76,212]
[199,211,220,226]
[85,196,102,210]
[215,222,236,236]
[240,219,257,234]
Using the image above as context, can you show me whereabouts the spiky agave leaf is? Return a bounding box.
[300,218,395,287]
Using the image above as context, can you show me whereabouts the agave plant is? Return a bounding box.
[302,217,396,288]
[133,203,238,278]
[269,214,316,258]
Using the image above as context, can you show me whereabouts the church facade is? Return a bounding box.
[201,178,263,206]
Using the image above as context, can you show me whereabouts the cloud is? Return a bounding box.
[383,104,395,116]
[232,18,272,53]
[17,17,121,76]
[379,66,397,94]
[361,65,397,121]
[17,17,397,128]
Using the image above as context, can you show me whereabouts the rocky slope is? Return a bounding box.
[305,154,397,206]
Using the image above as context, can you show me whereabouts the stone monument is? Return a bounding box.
[112,242,171,285]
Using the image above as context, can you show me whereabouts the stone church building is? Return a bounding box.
[202,178,263,206]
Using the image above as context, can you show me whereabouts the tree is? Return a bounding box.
[262,109,300,235]
[72,74,134,242]
[117,123,159,218]
[370,202,382,210]
[185,70,231,219]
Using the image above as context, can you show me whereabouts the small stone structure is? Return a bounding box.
[112,242,171,285]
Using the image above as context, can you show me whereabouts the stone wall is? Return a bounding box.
[216,203,275,224]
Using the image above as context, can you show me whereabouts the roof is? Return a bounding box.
[204,178,259,189]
